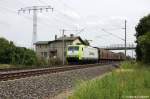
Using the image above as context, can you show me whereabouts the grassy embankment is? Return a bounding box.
[69,62,150,99]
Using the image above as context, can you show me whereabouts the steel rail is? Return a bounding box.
[0,63,110,81]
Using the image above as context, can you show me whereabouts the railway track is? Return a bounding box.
[0,63,112,81]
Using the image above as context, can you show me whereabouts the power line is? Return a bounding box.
[101,29,125,41]
[18,5,53,49]
[0,5,17,14]
[74,28,85,35]
[37,0,84,33]
[58,0,81,17]
[37,0,80,28]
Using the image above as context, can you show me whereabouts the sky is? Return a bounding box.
[0,0,150,56]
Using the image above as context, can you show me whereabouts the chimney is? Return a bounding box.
[55,35,57,40]
[70,34,74,37]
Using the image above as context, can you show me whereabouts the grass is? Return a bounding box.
[0,64,16,69]
[0,64,41,69]
[0,63,57,69]
[69,61,150,99]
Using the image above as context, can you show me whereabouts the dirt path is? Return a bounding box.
[49,89,73,99]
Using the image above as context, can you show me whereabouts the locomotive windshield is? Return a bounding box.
[68,46,79,51]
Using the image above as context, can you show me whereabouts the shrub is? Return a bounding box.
[48,58,62,66]
[138,32,150,63]
[35,57,48,67]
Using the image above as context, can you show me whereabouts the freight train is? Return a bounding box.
[66,44,125,64]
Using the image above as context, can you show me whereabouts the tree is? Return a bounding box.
[0,37,37,66]
[12,47,37,66]
[138,32,150,63]
[23,48,37,66]
[0,38,15,64]
[135,14,150,61]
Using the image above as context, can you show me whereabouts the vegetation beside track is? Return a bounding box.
[0,64,16,69]
[0,37,62,69]
[69,62,150,99]
[135,14,150,63]
[0,38,37,66]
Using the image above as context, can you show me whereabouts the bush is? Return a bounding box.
[0,37,63,68]
[135,14,150,61]
[35,57,48,67]
[48,58,62,66]
[138,32,150,63]
[0,38,15,64]
[0,37,37,67]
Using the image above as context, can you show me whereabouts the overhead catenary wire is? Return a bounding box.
[36,0,81,30]
[101,29,125,41]
[0,0,136,55]
[14,0,80,39]
[18,5,54,49]
[21,0,85,35]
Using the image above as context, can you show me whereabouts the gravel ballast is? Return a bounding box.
[0,65,115,99]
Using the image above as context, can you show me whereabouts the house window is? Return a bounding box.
[44,52,47,57]
[50,50,57,58]
[41,52,48,57]
[41,52,43,56]
[39,45,41,48]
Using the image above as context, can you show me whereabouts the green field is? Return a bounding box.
[69,62,150,99]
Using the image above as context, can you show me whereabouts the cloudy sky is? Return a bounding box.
[0,0,150,56]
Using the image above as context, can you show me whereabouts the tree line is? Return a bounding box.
[0,37,62,68]
[0,38,37,67]
[135,14,150,63]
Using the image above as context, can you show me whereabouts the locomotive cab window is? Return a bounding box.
[68,46,79,51]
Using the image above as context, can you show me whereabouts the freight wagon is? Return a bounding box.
[66,44,124,64]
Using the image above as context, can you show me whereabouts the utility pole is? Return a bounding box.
[60,29,83,65]
[125,20,127,59]
[62,29,65,65]
[18,6,53,49]
[32,6,37,48]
